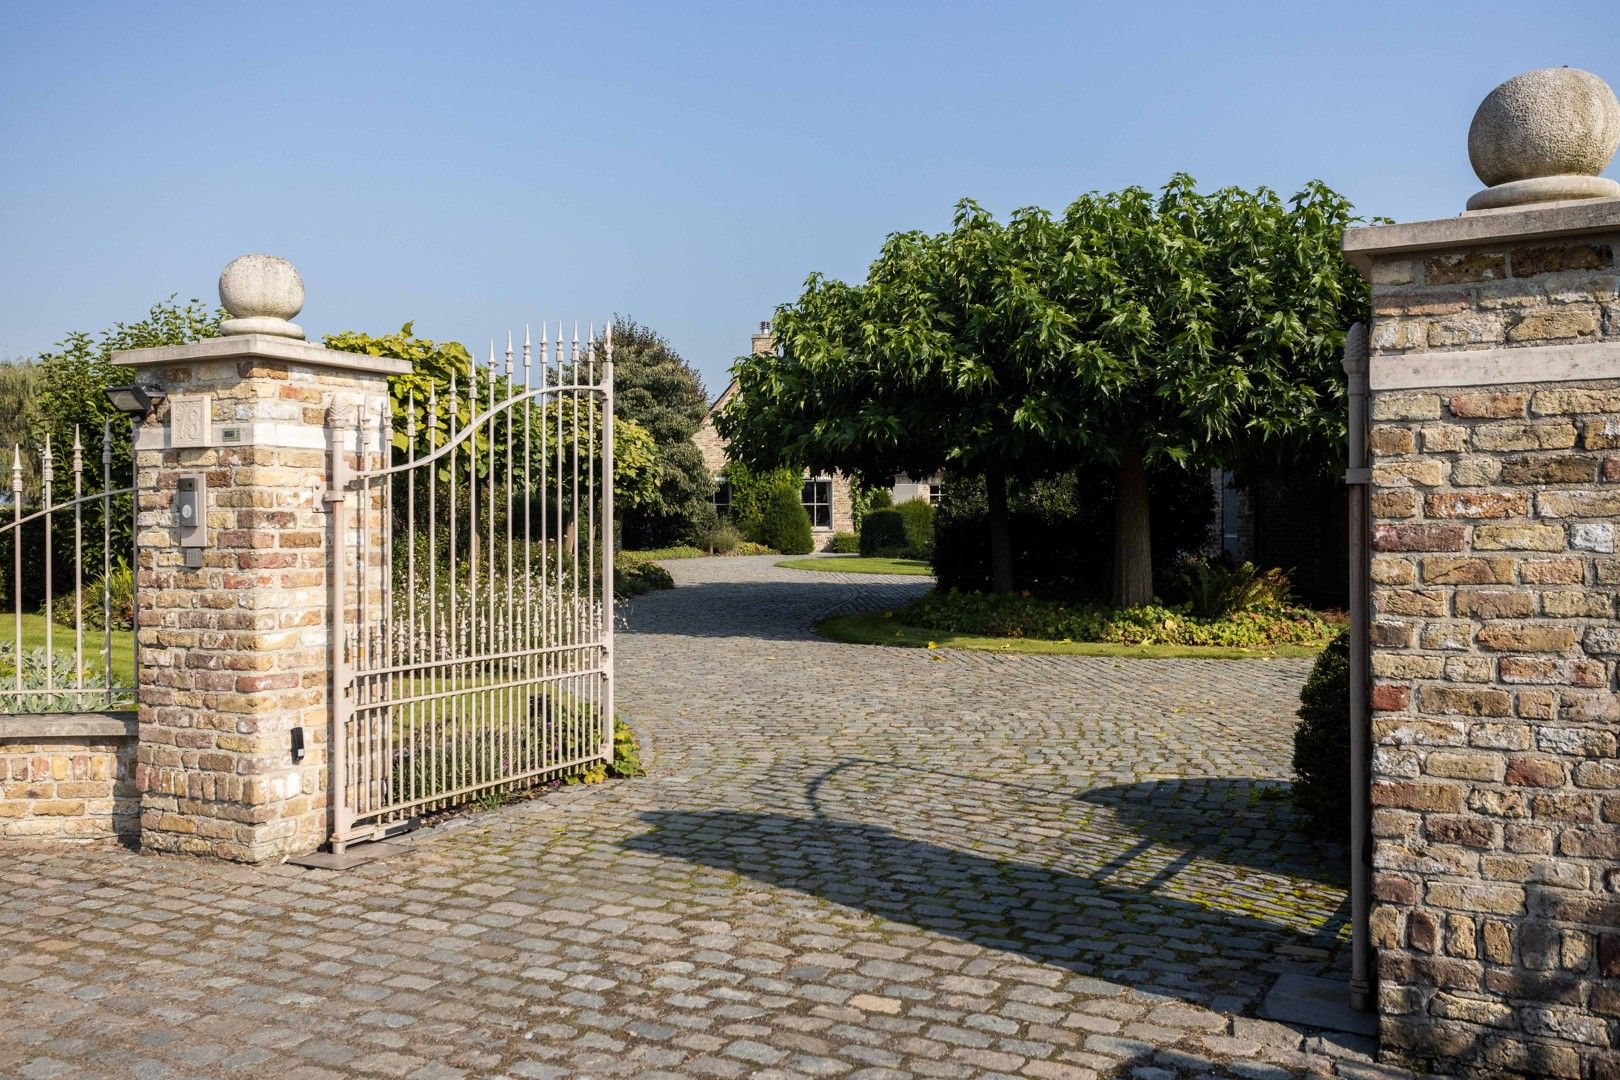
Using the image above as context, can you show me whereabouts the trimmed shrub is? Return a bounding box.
[894,498,935,554]
[1292,628,1351,837]
[757,483,813,555]
[826,531,860,554]
[859,509,907,556]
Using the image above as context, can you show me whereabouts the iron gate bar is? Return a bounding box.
[328,323,614,852]
[0,420,136,713]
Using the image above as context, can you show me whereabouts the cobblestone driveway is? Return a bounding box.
[0,556,1392,1080]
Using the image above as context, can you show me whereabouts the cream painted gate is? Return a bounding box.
[327,326,614,852]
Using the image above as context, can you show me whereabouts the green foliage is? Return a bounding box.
[848,477,891,531]
[1292,628,1352,837]
[689,507,743,555]
[724,464,801,544]
[324,323,660,512]
[614,554,675,598]
[1169,557,1294,620]
[756,481,813,555]
[859,509,907,556]
[0,642,133,711]
[718,177,1366,599]
[50,560,135,631]
[825,531,860,554]
[607,317,714,549]
[900,589,1339,650]
[860,500,936,558]
[894,498,936,555]
[0,361,45,499]
[326,322,474,454]
[608,718,643,778]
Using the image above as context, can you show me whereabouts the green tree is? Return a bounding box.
[1052,176,1366,604]
[721,177,1366,601]
[37,296,223,500]
[605,317,713,548]
[719,201,1079,593]
[0,361,45,499]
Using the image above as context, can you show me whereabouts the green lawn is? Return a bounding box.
[777,555,933,577]
[0,611,136,687]
[815,610,1326,659]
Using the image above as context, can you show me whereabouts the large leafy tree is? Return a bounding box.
[721,176,1366,601]
[605,317,712,549]
[1054,176,1366,603]
[720,201,1080,593]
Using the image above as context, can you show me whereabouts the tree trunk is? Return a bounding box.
[987,465,1013,595]
[1112,448,1152,607]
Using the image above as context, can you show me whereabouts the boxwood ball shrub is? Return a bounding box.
[1291,627,1351,837]
[757,482,814,555]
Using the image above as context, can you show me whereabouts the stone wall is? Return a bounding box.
[0,719,137,843]
[1360,228,1620,1077]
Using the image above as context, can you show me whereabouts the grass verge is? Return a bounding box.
[815,609,1326,659]
[777,555,933,577]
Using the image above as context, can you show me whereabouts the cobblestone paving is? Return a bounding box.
[0,556,1405,1080]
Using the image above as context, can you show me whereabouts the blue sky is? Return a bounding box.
[2,1,1616,393]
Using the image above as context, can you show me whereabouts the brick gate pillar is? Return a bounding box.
[112,255,406,863]
[1343,70,1620,1076]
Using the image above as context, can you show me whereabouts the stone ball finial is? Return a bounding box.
[218,254,305,338]
[1466,68,1620,212]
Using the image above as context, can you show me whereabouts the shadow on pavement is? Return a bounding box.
[1079,777,1348,890]
[622,806,1349,1012]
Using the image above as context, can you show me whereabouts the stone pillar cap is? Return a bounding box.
[1466,67,1620,212]
[219,254,306,338]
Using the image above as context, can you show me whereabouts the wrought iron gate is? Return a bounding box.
[327,326,614,852]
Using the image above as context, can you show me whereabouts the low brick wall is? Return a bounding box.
[0,715,138,843]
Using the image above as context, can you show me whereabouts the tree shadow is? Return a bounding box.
[1079,777,1348,890]
[622,806,1349,1012]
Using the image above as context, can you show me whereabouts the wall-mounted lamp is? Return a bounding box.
[104,385,166,419]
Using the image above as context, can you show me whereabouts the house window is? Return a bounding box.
[802,477,832,529]
[711,478,731,517]
[927,479,945,507]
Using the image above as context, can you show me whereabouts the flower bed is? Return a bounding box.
[899,588,1341,650]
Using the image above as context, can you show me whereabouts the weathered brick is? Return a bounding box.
[1454,590,1535,619]
[1421,556,1515,585]
[1472,523,1566,552]
[1505,756,1567,788]
[1511,243,1613,278]
[1420,685,1512,717]
[1426,251,1506,284]
[1425,491,1529,519]
[1506,306,1601,344]
[1470,420,1578,452]
[1475,623,1578,653]
[1531,387,1620,416]
[1500,454,1598,485]
[1449,392,1526,419]
[1373,523,1467,552]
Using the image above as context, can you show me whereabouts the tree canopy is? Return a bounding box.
[604,317,713,549]
[719,175,1368,599]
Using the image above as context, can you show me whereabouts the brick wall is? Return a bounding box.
[1,725,137,843]
[1363,232,1620,1077]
